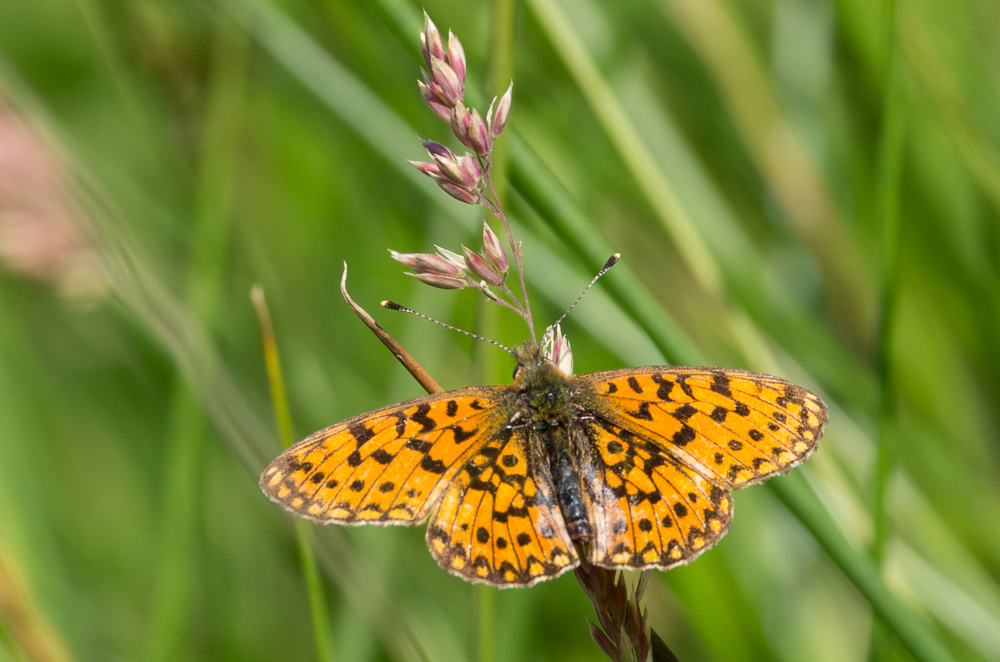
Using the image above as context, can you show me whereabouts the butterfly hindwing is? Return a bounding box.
[260,388,504,524]
[427,427,579,586]
[578,418,733,569]
[578,367,827,489]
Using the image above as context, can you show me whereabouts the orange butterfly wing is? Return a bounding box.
[260,389,505,524]
[260,387,580,587]
[574,366,826,568]
[579,367,827,488]
[575,417,733,569]
[427,426,578,587]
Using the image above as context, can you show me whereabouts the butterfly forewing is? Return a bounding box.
[427,427,578,586]
[260,389,505,524]
[578,419,734,569]
[579,367,827,489]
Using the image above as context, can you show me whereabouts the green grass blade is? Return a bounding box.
[870,2,906,659]
[252,286,332,662]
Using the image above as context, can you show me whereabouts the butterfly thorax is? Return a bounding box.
[506,342,578,427]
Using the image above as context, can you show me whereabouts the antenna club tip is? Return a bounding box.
[381,300,397,309]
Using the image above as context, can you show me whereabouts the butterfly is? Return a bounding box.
[260,340,827,587]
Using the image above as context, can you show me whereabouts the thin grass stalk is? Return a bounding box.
[252,287,333,662]
[873,0,905,569]
[524,0,723,300]
[870,0,906,659]
[0,540,73,662]
[147,15,247,661]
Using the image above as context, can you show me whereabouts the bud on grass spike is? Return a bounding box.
[462,246,504,286]
[482,222,509,274]
[491,82,512,138]
[447,30,466,90]
[421,12,444,70]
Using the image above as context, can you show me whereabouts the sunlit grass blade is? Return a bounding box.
[525,0,723,301]
[252,286,332,662]
[657,0,872,334]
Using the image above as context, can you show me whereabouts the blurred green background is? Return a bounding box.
[0,0,998,660]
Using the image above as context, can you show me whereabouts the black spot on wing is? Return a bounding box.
[349,423,374,443]
[710,372,732,397]
[451,425,478,443]
[672,425,695,447]
[411,404,436,432]
[673,404,698,421]
[628,402,654,421]
[420,456,447,474]
[677,378,695,399]
[371,449,393,464]
[406,439,432,453]
[651,373,673,401]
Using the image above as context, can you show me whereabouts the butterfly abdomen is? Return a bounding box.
[543,428,593,544]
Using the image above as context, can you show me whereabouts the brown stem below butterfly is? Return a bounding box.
[573,556,680,662]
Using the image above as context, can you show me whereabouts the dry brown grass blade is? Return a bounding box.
[340,262,443,396]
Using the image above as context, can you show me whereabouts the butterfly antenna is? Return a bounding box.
[553,254,620,328]
[381,301,516,356]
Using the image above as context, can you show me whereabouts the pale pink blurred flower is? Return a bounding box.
[0,99,106,306]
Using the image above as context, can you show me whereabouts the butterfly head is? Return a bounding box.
[513,322,573,381]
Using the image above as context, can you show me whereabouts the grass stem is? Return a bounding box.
[252,286,333,662]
